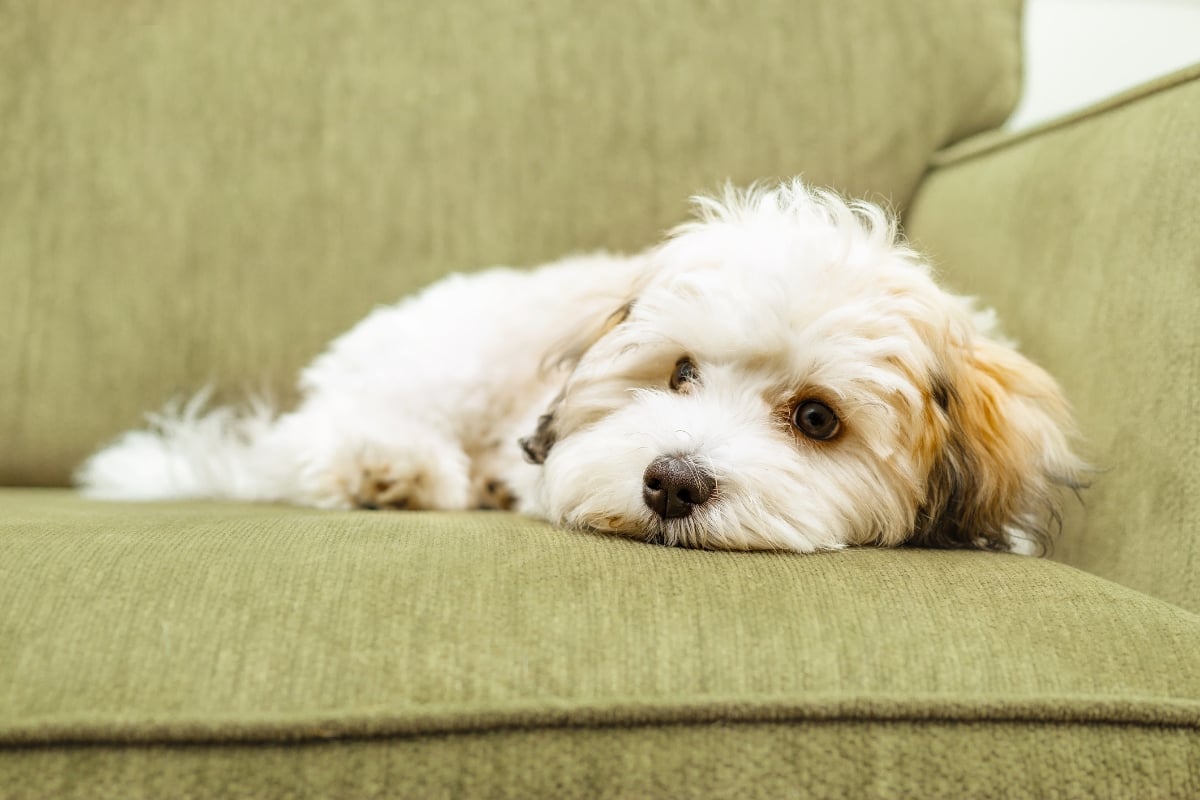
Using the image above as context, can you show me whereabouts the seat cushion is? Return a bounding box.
[0,0,1022,486]
[2,490,1198,798]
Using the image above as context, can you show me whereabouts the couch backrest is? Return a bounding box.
[0,1,1021,485]
[907,66,1200,613]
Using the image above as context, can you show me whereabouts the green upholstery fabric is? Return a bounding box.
[3,490,1199,798]
[907,64,1200,614]
[0,1,1022,486]
[6,3,1199,796]
[7,724,1199,800]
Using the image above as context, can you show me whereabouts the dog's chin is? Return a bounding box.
[578,508,711,549]
[538,466,850,553]
[636,513,762,551]
[570,501,845,552]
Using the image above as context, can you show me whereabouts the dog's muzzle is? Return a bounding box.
[642,456,715,519]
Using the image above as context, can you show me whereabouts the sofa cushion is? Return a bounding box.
[0,1,1022,486]
[3,489,1198,798]
[906,64,1200,614]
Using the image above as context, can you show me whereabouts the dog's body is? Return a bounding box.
[79,181,1085,553]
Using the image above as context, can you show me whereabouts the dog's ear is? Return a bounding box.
[914,338,1086,553]
[521,300,636,465]
[542,300,635,372]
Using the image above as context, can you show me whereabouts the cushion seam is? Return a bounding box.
[3,694,1199,747]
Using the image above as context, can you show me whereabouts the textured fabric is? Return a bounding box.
[906,64,1200,614]
[0,0,1022,486]
[5,723,1199,800]
[2,490,1198,797]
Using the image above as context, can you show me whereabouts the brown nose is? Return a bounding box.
[642,456,715,519]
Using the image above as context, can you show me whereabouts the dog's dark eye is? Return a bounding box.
[670,358,697,392]
[792,400,839,440]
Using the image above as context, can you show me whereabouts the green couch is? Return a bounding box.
[2,2,1197,797]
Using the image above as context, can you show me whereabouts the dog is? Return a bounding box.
[78,180,1085,553]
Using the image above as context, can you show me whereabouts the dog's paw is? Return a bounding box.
[351,445,471,511]
[473,477,518,511]
[356,461,429,510]
[293,437,471,511]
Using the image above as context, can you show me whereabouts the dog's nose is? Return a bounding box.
[642,456,715,519]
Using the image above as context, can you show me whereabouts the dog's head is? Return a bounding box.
[521,181,1085,552]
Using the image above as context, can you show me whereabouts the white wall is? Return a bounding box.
[1010,0,1200,129]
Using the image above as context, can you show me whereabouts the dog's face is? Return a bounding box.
[522,183,1084,552]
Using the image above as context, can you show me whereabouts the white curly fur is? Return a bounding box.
[78,180,1084,553]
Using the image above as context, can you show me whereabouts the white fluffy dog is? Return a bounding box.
[79,180,1085,553]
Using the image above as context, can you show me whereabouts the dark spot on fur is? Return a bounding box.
[931,373,955,412]
[476,477,517,510]
[910,431,1082,556]
[911,445,1012,551]
[519,413,556,465]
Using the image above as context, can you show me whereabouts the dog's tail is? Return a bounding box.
[76,390,286,503]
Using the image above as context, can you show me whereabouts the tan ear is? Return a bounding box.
[915,338,1086,553]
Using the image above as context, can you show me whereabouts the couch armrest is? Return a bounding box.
[906,64,1200,614]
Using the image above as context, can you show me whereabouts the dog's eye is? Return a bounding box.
[792,400,840,440]
[670,358,697,392]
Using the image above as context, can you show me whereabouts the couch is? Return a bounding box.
[2,2,1197,797]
